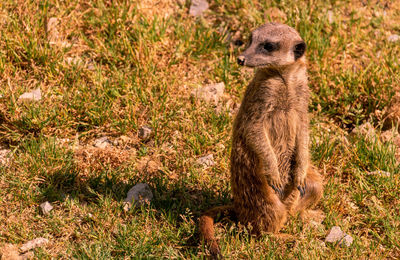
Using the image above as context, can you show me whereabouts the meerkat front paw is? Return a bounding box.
[268,176,284,197]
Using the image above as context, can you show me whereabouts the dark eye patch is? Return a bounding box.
[260,41,280,52]
[293,41,306,59]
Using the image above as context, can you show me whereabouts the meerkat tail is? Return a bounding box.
[199,205,235,258]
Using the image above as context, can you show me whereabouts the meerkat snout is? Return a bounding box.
[237,56,246,66]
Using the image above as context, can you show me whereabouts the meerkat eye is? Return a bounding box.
[294,42,306,59]
[262,42,279,52]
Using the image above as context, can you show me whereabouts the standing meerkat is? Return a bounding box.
[200,23,323,257]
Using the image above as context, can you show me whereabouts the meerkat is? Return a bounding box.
[200,23,323,257]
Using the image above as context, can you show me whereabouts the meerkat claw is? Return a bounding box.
[297,185,306,197]
[271,185,283,197]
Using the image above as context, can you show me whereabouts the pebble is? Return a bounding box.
[65,57,83,66]
[351,122,376,140]
[0,149,11,165]
[138,126,152,140]
[20,237,49,253]
[93,136,112,149]
[388,34,400,43]
[196,154,215,167]
[380,130,399,143]
[325,226,353,247]
[367,170,391,177]
[40,201,53,215]
[327,10,334,24]
[325,226,345,243]
[191,82,225,104]
[87,63,95,70]
[18,89,42,102]
[47,17,60,41]
[124,183,153,211]
[341,234,354,247]
[189,0,209,16]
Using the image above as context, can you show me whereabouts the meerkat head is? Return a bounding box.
[237,23,306,69]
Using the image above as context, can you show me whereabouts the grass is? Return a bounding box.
[1,0,400,258]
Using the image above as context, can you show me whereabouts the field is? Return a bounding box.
[1,0,400,258]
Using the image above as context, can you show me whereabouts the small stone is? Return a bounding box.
[191,82,225,104]
[189,0,209,16]
[367,170,391,177]
[47,17,60,42]
[124,183,153,211]
[348,201,359,210]
[65,57,83,66]
[341,234,354,247]
[138,126,152,140]
[58,138,70,145]
[351,122,376,140]
[380,130,399,143]
[47,17,71,48]
[325,226,353,247]
[196,154,215,167]
[373,10,382,17]
[388,34,400,43]
[18,89,41,102]
[87,63,95,70]
[40,201,53,215]
[113,135,135,147]
[327,10,334,24]
[93,136,112,149]
[20,237,49,253]
[216,143,225,150]
[123,202,131,212]
[325,226,345,243]
[0,149,11,166]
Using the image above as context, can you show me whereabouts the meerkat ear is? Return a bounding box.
[293,41,306,60]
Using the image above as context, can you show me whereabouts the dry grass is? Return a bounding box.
[1,0,400,258]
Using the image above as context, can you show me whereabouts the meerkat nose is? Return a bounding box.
[237,56,246,66]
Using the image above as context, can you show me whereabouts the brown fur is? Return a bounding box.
[200,23,323,258]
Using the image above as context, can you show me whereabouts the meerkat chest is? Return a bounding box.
[265,107,298,152]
